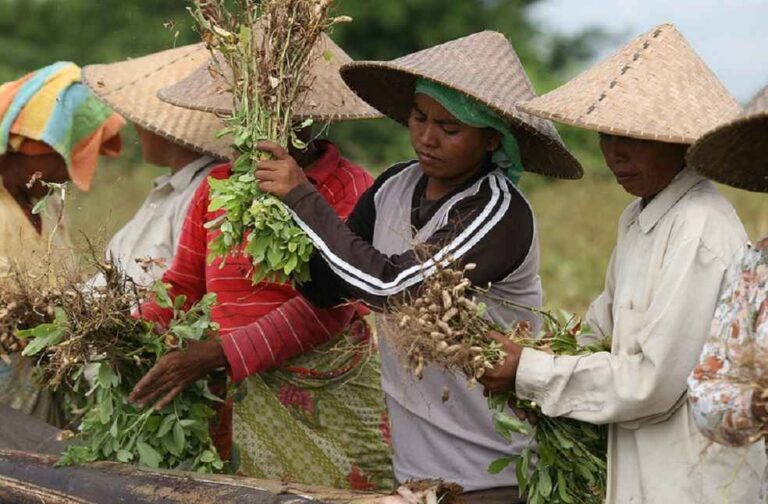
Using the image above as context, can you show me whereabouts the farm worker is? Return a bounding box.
[83,44,232,287]
[127,33,395,491]
[0,62,124,425]
[253,31,583,503]
[686,84,768,501]
[481,23,766,503]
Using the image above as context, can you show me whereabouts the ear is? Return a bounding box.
[487,131,502,152]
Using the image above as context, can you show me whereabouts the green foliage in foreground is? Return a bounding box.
[17,285,225,473]
[207,153,315,285]
[488,312,609,504]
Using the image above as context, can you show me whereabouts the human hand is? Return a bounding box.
[254,141,309,199]
[510,400,540,425]
[129,339,227,410]
[478,330,524,394]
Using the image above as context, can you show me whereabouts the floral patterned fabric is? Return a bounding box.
[688,235,768,501]
[232,320,394,491]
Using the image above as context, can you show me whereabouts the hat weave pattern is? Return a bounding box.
[340,31,583,180]
[83,44,232,160]
[688,85,768,192]
[518,24,741,145]
[157,34,381,122]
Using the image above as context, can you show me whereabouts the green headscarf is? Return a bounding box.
[414,78,524,184]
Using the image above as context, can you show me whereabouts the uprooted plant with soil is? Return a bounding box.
[189,0,348,284]
[2,247,226,473]
[387,261,610,504]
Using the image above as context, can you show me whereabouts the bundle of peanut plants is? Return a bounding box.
[0,269,59,359]
[14,255,225,473]
[388,264,609,504]
[190,0,347,284]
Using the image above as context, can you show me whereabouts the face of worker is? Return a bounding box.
[134,124,174,167]
[599,133,688,198]
[0,153,68,199]
[408,94,500,186]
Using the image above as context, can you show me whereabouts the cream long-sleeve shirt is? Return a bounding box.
[100,156,216,287]
[516,168,766,503]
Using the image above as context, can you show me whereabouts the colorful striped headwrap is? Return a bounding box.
[0,62,125,191]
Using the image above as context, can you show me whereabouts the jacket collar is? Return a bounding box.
[631,167,706,234]
[305,140,341,185]
[154,156,215,193]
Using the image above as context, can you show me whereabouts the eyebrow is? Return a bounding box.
[412,103,461,126]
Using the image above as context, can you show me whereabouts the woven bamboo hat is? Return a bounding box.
[518,23,741,145]
[339,31,583,180]
[83,44,232,160]
[157,33,381,121]
[687,85,768,192]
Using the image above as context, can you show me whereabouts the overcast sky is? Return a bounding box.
[530,0,768,102]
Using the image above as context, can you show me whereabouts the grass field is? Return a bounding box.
[66,131,768,315]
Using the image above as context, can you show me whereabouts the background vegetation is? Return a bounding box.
[3,0,766,313]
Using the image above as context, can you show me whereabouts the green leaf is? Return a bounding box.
[283,254,298,275]
[157,414,176,438]
[173,294,187,311]
[153,282,173,309]
[97,362,117,389]
[492,410,528,441]
[266,245,284,268]
[116,449,133,463]
[199,450,216,463]
[537,469,553,498]
[136,441,162,469]
[19,321,67,356]
[488,456,514,474]
[516,455,529,494]
[99,397,113,425]
[32,195,49,215]
[557,470,573,503]
[173,421,186,453]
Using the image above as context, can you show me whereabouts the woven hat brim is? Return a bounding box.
[340,62,583,180]
[687,113,768,192]
[517,101,696,144]
[516,24,741,146]
[83,44,233,160]
[157,35,382,122]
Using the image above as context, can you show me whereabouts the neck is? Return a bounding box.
[425,161,484,200]
[292,141,322,171]
[168,150,203,175]
[642,163,685,206]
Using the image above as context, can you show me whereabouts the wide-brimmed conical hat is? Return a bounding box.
[339,31,583,180]
[518,23,741,145]
[83,44,232,160]
[687,85,768,192]
[157,33,380,122]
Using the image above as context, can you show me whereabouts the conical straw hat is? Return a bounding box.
[518,23,741,145]
[157,33,381,121]
[687,85,768,192]
[83,44,232,160]
[339,31,583,180]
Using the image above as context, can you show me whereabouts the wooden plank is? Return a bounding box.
[0,450,386,504]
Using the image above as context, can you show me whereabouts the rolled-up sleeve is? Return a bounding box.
[517,237,729,425]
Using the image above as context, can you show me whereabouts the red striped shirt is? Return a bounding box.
[139,141,374,381]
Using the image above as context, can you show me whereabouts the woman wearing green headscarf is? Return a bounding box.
[254,32,581,502]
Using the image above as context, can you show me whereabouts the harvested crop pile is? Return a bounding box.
[13,254,225,473]
[388,263,610,504]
